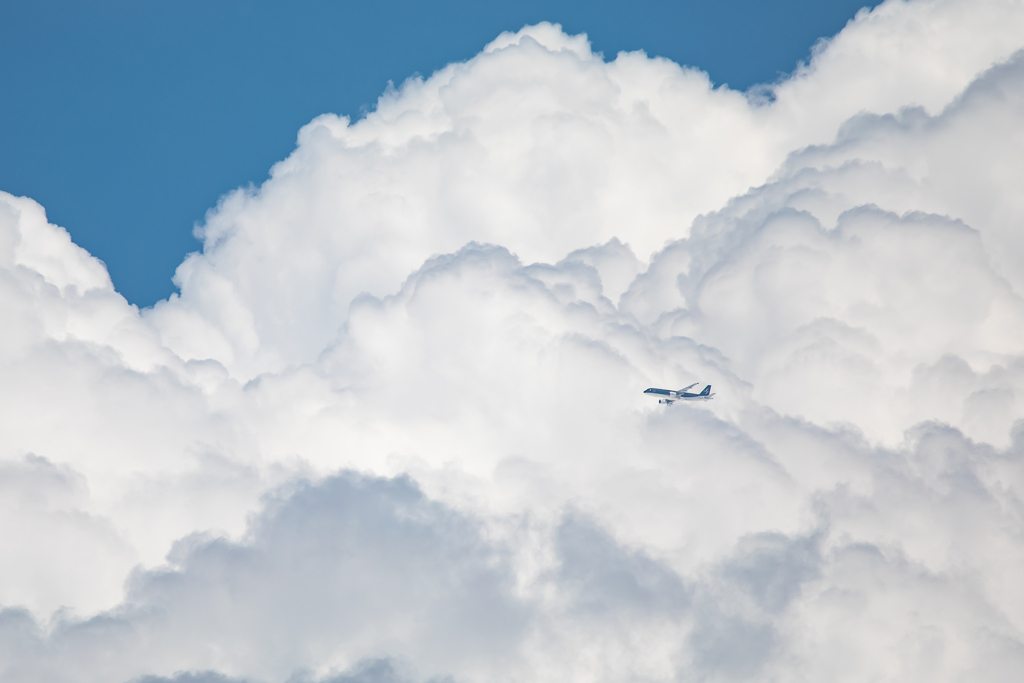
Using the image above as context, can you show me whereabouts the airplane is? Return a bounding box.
[644,382,714,404]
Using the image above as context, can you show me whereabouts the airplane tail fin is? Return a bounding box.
[700,385,712,396]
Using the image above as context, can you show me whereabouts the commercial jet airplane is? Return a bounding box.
[644,382,714,404]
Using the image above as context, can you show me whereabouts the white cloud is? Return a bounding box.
[146,0,1024,378]
[4,0,1024,680]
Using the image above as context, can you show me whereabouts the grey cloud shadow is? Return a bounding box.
[689,531,822,680]
[554,511,691,617]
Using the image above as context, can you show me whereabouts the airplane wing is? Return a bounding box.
[679,382,699,392]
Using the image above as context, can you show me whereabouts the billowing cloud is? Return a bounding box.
[146,0,1024,377]
[4,0,1024,681]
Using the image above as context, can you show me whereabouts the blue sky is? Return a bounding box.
[1,0,880,306]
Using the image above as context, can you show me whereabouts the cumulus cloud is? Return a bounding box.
[5,0,1024,681]
[145,0,1024,378]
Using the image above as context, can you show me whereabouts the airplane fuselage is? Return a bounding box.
[644,384,714,404]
